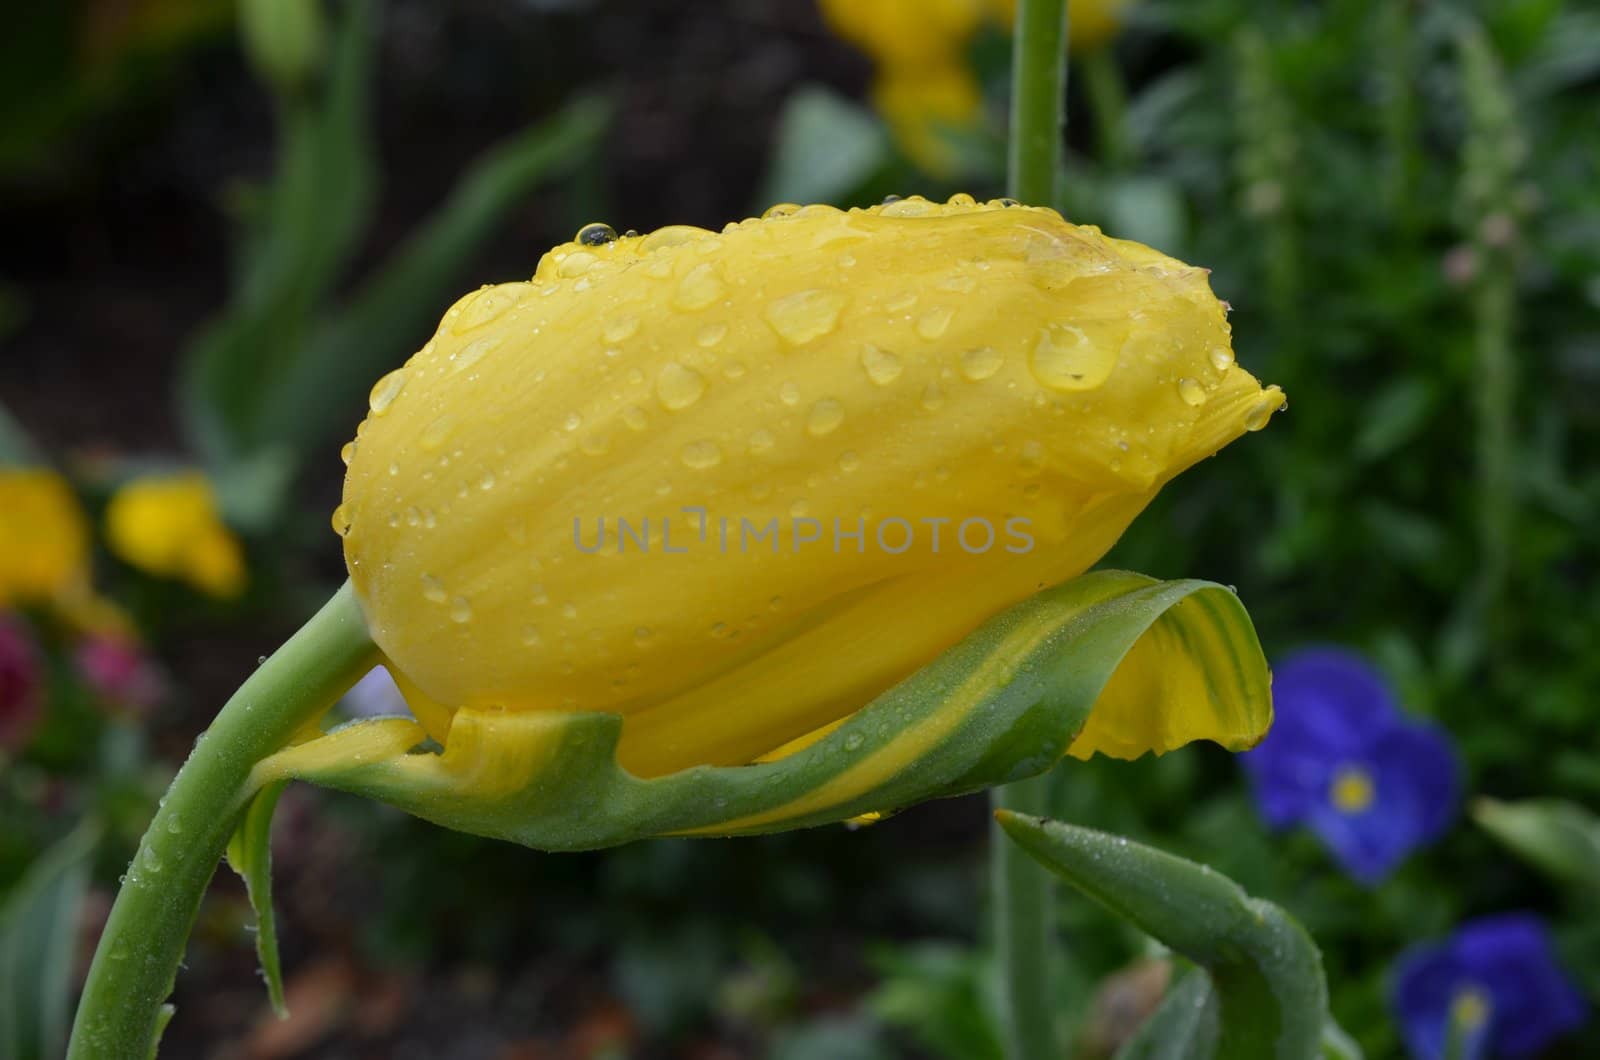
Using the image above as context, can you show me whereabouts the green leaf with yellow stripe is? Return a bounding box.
[249,570,1271,850]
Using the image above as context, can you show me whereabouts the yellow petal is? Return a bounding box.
[341,196,1280,776]
[988,0,1136,54]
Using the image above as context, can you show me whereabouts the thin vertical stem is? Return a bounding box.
[995,4,1068,1058]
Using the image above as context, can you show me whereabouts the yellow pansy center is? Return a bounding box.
[1450,985,1492,1032]
[1329,764,1376,814]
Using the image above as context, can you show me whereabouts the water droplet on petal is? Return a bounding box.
[449,597,473,623]
[521,625,542,647]
[453,335,502,374]
[421,415,457,451]
[1209,346,1236,372]
[603,315,640,343]
[779,381,801,406]
[960,346,1003,381]
[421,574,448,604]
[1178,377,1208,406]
[921,383,946,411]
[673,262,726,310]
[807,398,845,436]
[682,439,724,469]
[916,305,954,339]
[696,322,728,348]
[763,203,801,219]
[860,344,903,385]
[838,450,861,472]
[765,289,847,345]
[368,368,409,415]
[749,429,775,454]
[557,250,600,278]
[622,405,649,431]
[1029,323,1117,391]
[576,222,618,246]
[1244,395,1277,431]
[656,362,707,410]
[563,411,583,432]
[339,441,356,466]
[330,504,352,537]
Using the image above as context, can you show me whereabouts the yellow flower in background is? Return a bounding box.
[988,0,1137,54]
[872,63,984,176]
[105,472,247,598]
[819,0,985,69]
[818,0,987,175]
[337,197,1281,779]
[0,469,92,607]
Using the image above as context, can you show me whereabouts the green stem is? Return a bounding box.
[1007,0,1069,207]
[68,583,378,1059]
[995,5,1068,1056]
[1473,265,1514,635]
[991,774,1059,1059]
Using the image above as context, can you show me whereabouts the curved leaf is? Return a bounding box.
[253,569,1270,850]
[995,814,1326,1060]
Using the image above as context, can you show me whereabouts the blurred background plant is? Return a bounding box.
[2,0,1598,1057]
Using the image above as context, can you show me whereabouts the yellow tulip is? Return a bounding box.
[105,472,247,598]
[337,197,1279,779]
[989,0,1136,53]
[0,468,92,607]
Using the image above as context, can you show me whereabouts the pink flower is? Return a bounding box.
[75,635,167,717]
[0,613,44,751]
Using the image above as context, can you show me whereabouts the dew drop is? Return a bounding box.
[749,428,776,454]
[673,262,726,310]
[807,398,845,436]
[563,411,583,432]
[557,250,600,278]
[580,433,612,456]
[1029,323,1117,391]
[421,574,448,604]
[1209,346,1236,372]
[915,305,954,340]
[521,625,542,647]
[656,362,707,410]
[330,504,352,537]
[763,203,801,219]
[682,439,724,469]
[622,405,649,431]
[368,368,409,415]
[764,289,847,345]
[339,441,356,466]
[1244,395,1276,431]
[722,360,747,380]
[576,222,618,246]
[696,322,728,348]
[860,344,903,385]
[603,315,640,343]
[421,415,457,451]
[779,381,801,406]
[449,597,473,623]
[921,383,946,411]
[838,450,862,472]
[1178,377,1208,406]
[479,471,497,491]
[531,583,549,605]
[960,346,1003,381]
[453,335,502,373]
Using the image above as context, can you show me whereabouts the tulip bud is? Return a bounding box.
[338,196,1281,778]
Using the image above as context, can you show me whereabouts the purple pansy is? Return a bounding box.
[1392,913,1587,1059]
[1241,647,1460,884]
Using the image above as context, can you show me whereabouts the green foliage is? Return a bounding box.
[0,822,99,1060]
[997,815,1329,1060]
[179,0,608,529]
[223,781,287,1016]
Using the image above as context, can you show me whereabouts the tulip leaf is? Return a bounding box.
[1114,969,1219,1060]
[255,570,1271,851]
[224,781,288,1017]
[1473,797,1600,891]
[0,821,99,1060]
[994,814,1327,1060]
